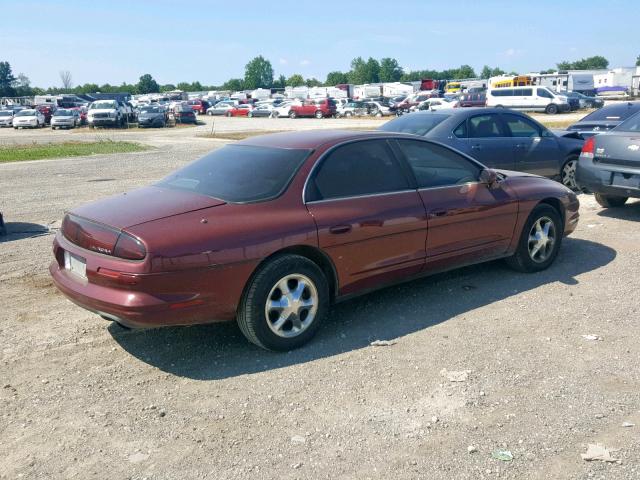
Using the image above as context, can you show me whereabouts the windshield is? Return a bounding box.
[614,112,640,132]
[158,145,311,203]
[15,110,35,117]
[0,111,12,116]
[55,109,73,116]
[90,101,117,110]
[140,106,162,113]
[580,103,640,122]
[379,113,449,136]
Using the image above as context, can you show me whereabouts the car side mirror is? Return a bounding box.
[480,169,500,189]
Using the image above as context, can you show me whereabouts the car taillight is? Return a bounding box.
[581,136,595,159]
[113,233,146,260]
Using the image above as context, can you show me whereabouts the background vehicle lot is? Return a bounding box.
[1,118,639,479]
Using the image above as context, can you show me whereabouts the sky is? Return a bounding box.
[1,0,638,88]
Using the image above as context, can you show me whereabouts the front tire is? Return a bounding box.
[506,204,563,273]
[314,110,323,119]
[594,193,628,208]
[289,111,297,119]
[237,254,329,351]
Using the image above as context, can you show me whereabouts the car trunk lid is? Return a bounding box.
[592,133,640,168]
[71,185,226,230]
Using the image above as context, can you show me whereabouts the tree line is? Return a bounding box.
[0,54,623,98]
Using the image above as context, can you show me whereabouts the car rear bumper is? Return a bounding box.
[576,156,640,198]
[49,233,256,328]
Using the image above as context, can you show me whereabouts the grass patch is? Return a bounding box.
[0,140,149,163]
[540,120,576,129]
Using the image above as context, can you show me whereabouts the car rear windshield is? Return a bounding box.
[141,106,162,113]
[581,103,640,121]
[0,111,12,116]
[614,112,640,132]
[158,145,311,203]
[379,113,449,136]
[55,109,73,116]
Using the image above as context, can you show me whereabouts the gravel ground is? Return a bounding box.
[0,121,639,480]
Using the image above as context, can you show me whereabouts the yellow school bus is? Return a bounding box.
[445,82,462,93]
[490,75,532,89]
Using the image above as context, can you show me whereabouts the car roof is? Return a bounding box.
[237,129,423,149]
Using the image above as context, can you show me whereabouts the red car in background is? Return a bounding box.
[50,130,579,351]
[226,104,253,117]
[289,98,337,118]
[458,93,487,107]
[187,99,208,115]
[35,105,55,125]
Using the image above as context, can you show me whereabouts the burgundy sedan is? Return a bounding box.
[50,130,580,350]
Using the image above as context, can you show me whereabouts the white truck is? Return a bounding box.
[87,99,127,128]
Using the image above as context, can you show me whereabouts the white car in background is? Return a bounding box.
[414,98,459,112]
[0,110,14,127]
[272,101,295,118]
[12,109,45,129]
[365,101,393,117]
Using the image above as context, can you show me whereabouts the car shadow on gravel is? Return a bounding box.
[109,238,615,380]
[0,222,51,243]
[596,199,640,221]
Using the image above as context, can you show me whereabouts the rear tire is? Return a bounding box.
[289,111,297,119]
[545,104,559,115]
[506,204,563,273]
[561,156,579,190]
[237,254,329,351]
[594,193,628,208]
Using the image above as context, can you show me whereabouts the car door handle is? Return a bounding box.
[515,143,526,148]
[329,225,352,234]
[429,209,448,218]
[471,144,482,150]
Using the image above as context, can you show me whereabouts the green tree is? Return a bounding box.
[190,81,204,92]
[325,71,348,85]
[557,56,609,70]
[0,61,16,96]
[637,55,640,67]
[244,55,274,89]
[348,57,380,84]
[13,73,32,96]
[273,74,287,89]
[480,65,505,79]
[286,74,305,87]
[136,74,160,94]
[379,57,403,82]
[454,64,476,79]
[222,78,244,91]
[160,84,176,92]
[176,82,191,91]
[305,77,322,87]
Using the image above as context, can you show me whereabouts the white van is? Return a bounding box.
[486,86,570,114]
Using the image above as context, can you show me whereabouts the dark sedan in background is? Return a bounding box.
[50,130,578,351]
[138,105,167,128]
[380,108,585,189]
[576,111,640,208]
[173,105,197,124]
[568,102,640,138]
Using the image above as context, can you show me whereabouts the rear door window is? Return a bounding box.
[468,114,506,138]
[308,140,410,201]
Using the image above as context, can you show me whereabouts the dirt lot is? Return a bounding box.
[1,117,639,479]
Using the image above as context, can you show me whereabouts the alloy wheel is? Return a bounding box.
[528,216,556,263]
[561,159,577,190]
[264,274,318,338]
